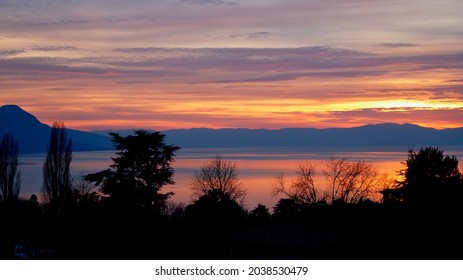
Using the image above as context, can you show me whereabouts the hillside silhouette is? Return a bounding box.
[0,105,112,153]
[2,105,463,154]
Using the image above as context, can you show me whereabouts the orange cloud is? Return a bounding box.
[1,1,462,130]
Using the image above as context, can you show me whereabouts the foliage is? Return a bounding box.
[42,122,73,207]
[272,198,303,219]
[249,203,271,221]
[185,189,247,225]
[85,130,179,210]
[0,133,21,204]
[189,155,246,205]
[398,147,463,205]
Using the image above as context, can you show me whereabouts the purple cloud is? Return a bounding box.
[180,0,236,5]
[216,32,271,40]
[378,43,419,48]
[2,46,463,86]
[31,46,81,52]
[0,49,25,56]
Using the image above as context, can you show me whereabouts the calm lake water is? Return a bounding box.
[18,146,463,210]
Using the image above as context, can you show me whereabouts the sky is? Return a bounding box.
[1,0,463,131]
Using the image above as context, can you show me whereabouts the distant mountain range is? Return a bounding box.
[0,105,112,153]
[1,104,462,154]
[162,125,463,149]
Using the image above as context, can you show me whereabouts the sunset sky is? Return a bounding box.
[1,0,462,131]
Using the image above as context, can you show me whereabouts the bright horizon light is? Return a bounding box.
[1,0,462,130]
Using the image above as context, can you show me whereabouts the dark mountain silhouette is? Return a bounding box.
[1,104,462,153]
[163,124,463,148]
[0,104,50,154]
[0,105,112,154]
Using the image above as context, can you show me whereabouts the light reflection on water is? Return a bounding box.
[18,146,463,210]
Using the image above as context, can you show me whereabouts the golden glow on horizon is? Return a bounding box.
[1,0,462,130]
[8,79,463,131]
[332,99,463,111]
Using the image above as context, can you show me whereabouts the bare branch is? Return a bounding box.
[42,122,73,208]
[189,155,246,204]
[0,133,20,203]
[323,158,379,204]
[272,161,324,205]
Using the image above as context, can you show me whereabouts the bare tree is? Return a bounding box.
[378,173,402,204]
[189,155,246,204]
[323,158,379,204]
[272,161,325,205]
[0,133,21,203]
[42,122,72,207]
[72,170,96,197]
[166,201,186,219]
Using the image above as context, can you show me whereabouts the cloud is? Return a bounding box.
[378,43,419,48]
[215,69,389,83]
[216,32,271,40]
[246,32,271,39]
[0,49,25,56]
[31,46,81,52]
[46,87,83,92]
[180,0,236,5]
[6,16,159,30]
[0,57,107,80]
[2,0,461,52]
[112,46,367,72]
[3,46,463,86]
[324,108,463,129]
[112,46,463,80]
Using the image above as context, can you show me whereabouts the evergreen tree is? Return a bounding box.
[85,130,179,211]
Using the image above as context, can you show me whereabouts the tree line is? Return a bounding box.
[3,123,462,212]
[1,124,463,259]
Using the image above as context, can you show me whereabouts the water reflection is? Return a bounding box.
[17,146,463,210]
[170,147,409,209]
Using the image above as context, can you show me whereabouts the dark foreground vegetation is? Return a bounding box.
[1,125,463,259]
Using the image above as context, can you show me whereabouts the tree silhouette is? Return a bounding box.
[184,188,247,258]
[85,130,179,211]
[185,156,247,258]
[0,133,21,204]
[185,189,247,236]
[72,171,96,197]
[272,198,302,219]
[398,147,463,206]
[377,173,401,204]
[189,155,246,205]
[323,158,379,204]
[272,161,325,205]
[249,203,271,222]
[29,194,39,207]
[42,122,72,210]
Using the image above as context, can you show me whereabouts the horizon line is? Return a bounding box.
[2,104,462,132]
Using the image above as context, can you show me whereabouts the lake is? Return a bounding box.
[17,146,463,210]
